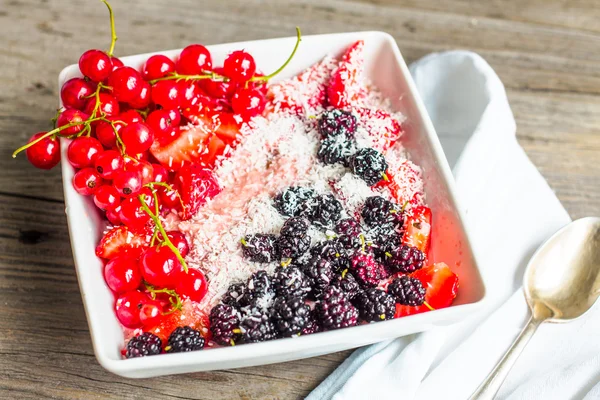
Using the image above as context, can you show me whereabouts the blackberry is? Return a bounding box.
[272,266,312,299]
[209,303,241,346]
[317,135,356,166]
[388,276,426,306]
[276,235,311,259]
[310,240,349,273]
[361,196,400,227]
[301,310,322,335]
[316,286,359,330]
[354,288,396,322]
[241,233,277,263]
[305,194,343,228]
[274,187,315,217]
[302,257,335,299]
[280,217,310,238]
[272,296,311,337]
[239,306,278,343]
[333,271,363,300]
[350,252,388,287]
[165,326,205,353]
[349,148,388,186]
[125,332,162,358]
[336,218,362,249]
[222,282,247,309]
[384,244,425,273]
[318,109,357,138]
[240,270,275,307]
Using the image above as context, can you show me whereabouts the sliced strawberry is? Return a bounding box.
[376,160,423,206]
[149,125,211,171]
[145,303,211,344]
[203,134,227,166]
[354,107,403,152]
[175,163,221,220]
[394,263,459,317]
[327,40,367,108]
[95,225,150,260]
[212,112,241,145]
[402,205,432,254]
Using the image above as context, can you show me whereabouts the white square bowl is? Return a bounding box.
[59,31,486,378]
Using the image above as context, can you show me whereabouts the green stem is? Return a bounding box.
[138,194,189,273]
[101,0,118,56]
[249,27,302,82]
[149,71,226,85]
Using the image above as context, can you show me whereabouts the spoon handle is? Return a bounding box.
[469,316,542,400]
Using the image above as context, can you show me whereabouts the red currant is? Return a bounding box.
[178,80,204,108]
[93,185,121,210]
[67,136,103,168]
[110,56,124,70]
[106,206,122,225]
[121,122,154,155]
[121,110,143,124]
[61,78,94,110]
[151,164,169,183]
[57,109,88,136]
[231,87,266,119]
[176,268,207,302]
[84,92,120,117]
[79,49,112,82]
[223,50,256,82]
[151,80,180,109]
[139,303,162,327]
[146,109,178,145]
[72,167,103,196]
[104,256,142,293]
[128,80,151,109]
[113,169,143,197]
[143,54,176,80]
[164,231,189,258]
[140,246,183,288]
[201,67,238,99]
[95,118,122,149]
[94,150,124,179]
[176,44,212,75]
[166,109,181,125]
[25,132,61,170]
[115,290,151,328]
[108,66,143,103]
[119,189,154,231]
[128,160,154,185]
[158,187,181,211]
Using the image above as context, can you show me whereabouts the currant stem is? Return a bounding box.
[424,301,435,311]
[249,27,302,82]
[101,0,118,57]
[138,194,189,273]
[144,283,183,313]
[149,71,226,85]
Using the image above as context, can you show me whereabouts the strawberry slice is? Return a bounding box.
[95,225,150,260]
[394,263,459,317]
[327,40,367,108]
[402,205,432,254]
[175,163,221,220]
[203,134,227,166]
[375,160,423,206]
[145,303,211,344]
[150,125,211,171]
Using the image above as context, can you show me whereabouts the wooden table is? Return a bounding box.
[1,0,598,398]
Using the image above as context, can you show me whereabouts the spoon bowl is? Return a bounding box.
[470,217,600,400]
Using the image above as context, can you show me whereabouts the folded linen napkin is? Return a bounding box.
[307,51,600,400]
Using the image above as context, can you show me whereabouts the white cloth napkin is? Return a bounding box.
[307,51,600,400]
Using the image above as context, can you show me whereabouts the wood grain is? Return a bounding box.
[0,0,598,398]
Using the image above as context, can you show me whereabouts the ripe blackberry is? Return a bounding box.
[222,282,247,309]
[209,303,241,346]
[388,276,426,306]
[165,326,205,353]
[276,235,311,259]
[305,194,343,228]
[350,252,388,287]
[241,233,278,263]
[239,306,278,343]
[274,187,315,217]
[272,266,312,299]
[316,286,359,330]
[310,240,350,273]
[336,218,362,249]
[384,244,425,273]
[361,196,400,227]
[272,296,311,337]
[354,288,396,322]
[317,135,356,166]
[349,148,388,186]
[280,217,310,238]
[301,310,322,335]
[318,109,357,138]
[241,270,275,307]
[126,332,162,358]
[333,271,362,300]
[302,257,334,299]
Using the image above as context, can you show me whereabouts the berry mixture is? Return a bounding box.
[15,1,460,358]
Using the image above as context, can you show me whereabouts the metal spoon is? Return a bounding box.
[469,217,600,400]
